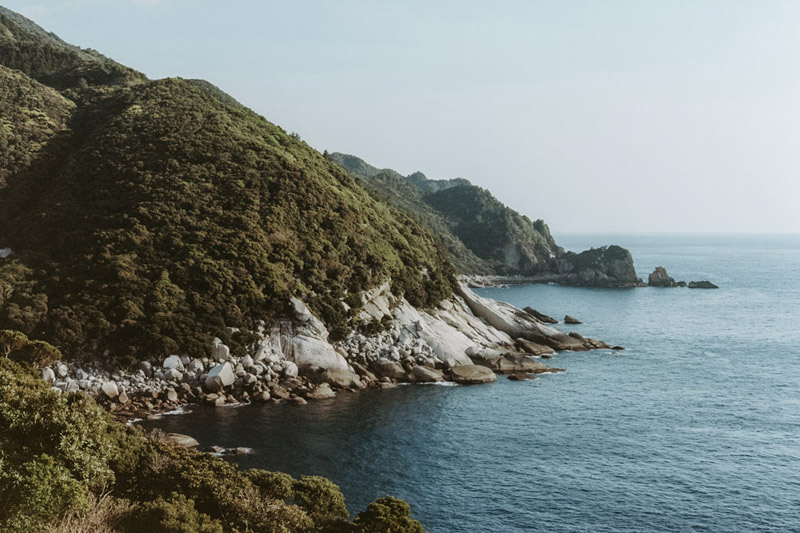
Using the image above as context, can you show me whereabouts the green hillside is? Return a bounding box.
[331,153,642,285]
[0,8,454,362]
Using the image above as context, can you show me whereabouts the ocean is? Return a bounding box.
[143,234,800,532]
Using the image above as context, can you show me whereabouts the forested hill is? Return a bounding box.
[0,7,455,362]
[330,153,641,286]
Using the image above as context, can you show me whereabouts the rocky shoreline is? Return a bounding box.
[41,284,617,421]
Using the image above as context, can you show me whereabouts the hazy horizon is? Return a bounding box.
[6,0,799,234]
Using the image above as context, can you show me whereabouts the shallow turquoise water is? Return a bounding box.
[145,234,800,532]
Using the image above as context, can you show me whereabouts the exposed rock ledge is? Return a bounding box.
[43,283,612,418]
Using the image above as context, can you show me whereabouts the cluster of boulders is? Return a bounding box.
[647,266,718,289]
[42,283,618,418]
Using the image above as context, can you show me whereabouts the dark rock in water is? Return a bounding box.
[688,280,719,289]
[648,266,677,287]
[564,315,582,324]
[523,307,558,324]
[507,373,537,381]
[676,280,687,287]
[611,345,626,351]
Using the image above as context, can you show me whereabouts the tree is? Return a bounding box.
[0,329,28,358]
[354,497,424,533]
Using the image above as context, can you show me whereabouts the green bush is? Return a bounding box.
[246,469,296,500]
[354,496,424,533]
[293,475,350,527]
[120,493,222,533]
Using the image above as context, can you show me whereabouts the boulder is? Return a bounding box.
[164,368,183,382]
[165,433,199,448]
[162,355,184,370]
[41,367,56,384]
[241,355,254,368]
[137,361,153,377]
[118,392,130,404]
[450,365,497,384]
[205,362,234,392]
[291,335,348,371]
[523,307,558,324]
[371,358,406,380]
[688,280,719,289]
[508,373,537,381]
[283,361,299,378]
[187,359,204,373]
[211,338,230,362]
[55,364,69,379]
[320,368,362,389]
[469,349,555,374]
[648,266,677,287]
[307,383,337,399]
[564,315,582,324]
[515,338,555,356]
[101,381,119,399]
[411,365,444,382]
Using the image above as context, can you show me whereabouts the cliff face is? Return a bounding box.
[331,153,643,287]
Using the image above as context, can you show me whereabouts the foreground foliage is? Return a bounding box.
[0,358,424,532]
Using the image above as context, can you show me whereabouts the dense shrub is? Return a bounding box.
[293,475,350,527]
[246,469,295,500]
[354,496,425,533]
[120,493,222,533]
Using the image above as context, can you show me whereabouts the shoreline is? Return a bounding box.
[41,283,620,423]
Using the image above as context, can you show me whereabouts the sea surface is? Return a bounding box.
[144,234,800,532]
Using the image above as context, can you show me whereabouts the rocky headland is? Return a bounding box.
[40,283,611,420]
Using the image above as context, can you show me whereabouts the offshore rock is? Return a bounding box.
[648,266,677,287]
[688,280,719,289]
[564,315,582,324]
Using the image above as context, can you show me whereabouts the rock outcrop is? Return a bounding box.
[44,283,616,417]
[648,266,677,287]
[688,280,719,289]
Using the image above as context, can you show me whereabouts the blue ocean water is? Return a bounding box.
[144,234,800,532]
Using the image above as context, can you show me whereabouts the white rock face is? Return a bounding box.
[55,364,69,378]
[101,381,119,398]
[163,355,184,370]
[205,362,234,392]
[291,334,348,370]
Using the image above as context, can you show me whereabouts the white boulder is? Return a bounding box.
[205,362,234,392]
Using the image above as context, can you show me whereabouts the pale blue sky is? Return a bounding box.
[7,0,800,233]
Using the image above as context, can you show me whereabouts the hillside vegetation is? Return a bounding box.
[331,153,642,286]
[0,7,454,363]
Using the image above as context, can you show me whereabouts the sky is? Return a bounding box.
[6,0,800,233]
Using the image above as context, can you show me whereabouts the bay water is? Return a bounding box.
[144,234,800,532]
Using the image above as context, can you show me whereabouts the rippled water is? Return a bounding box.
[144,234,800,532]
